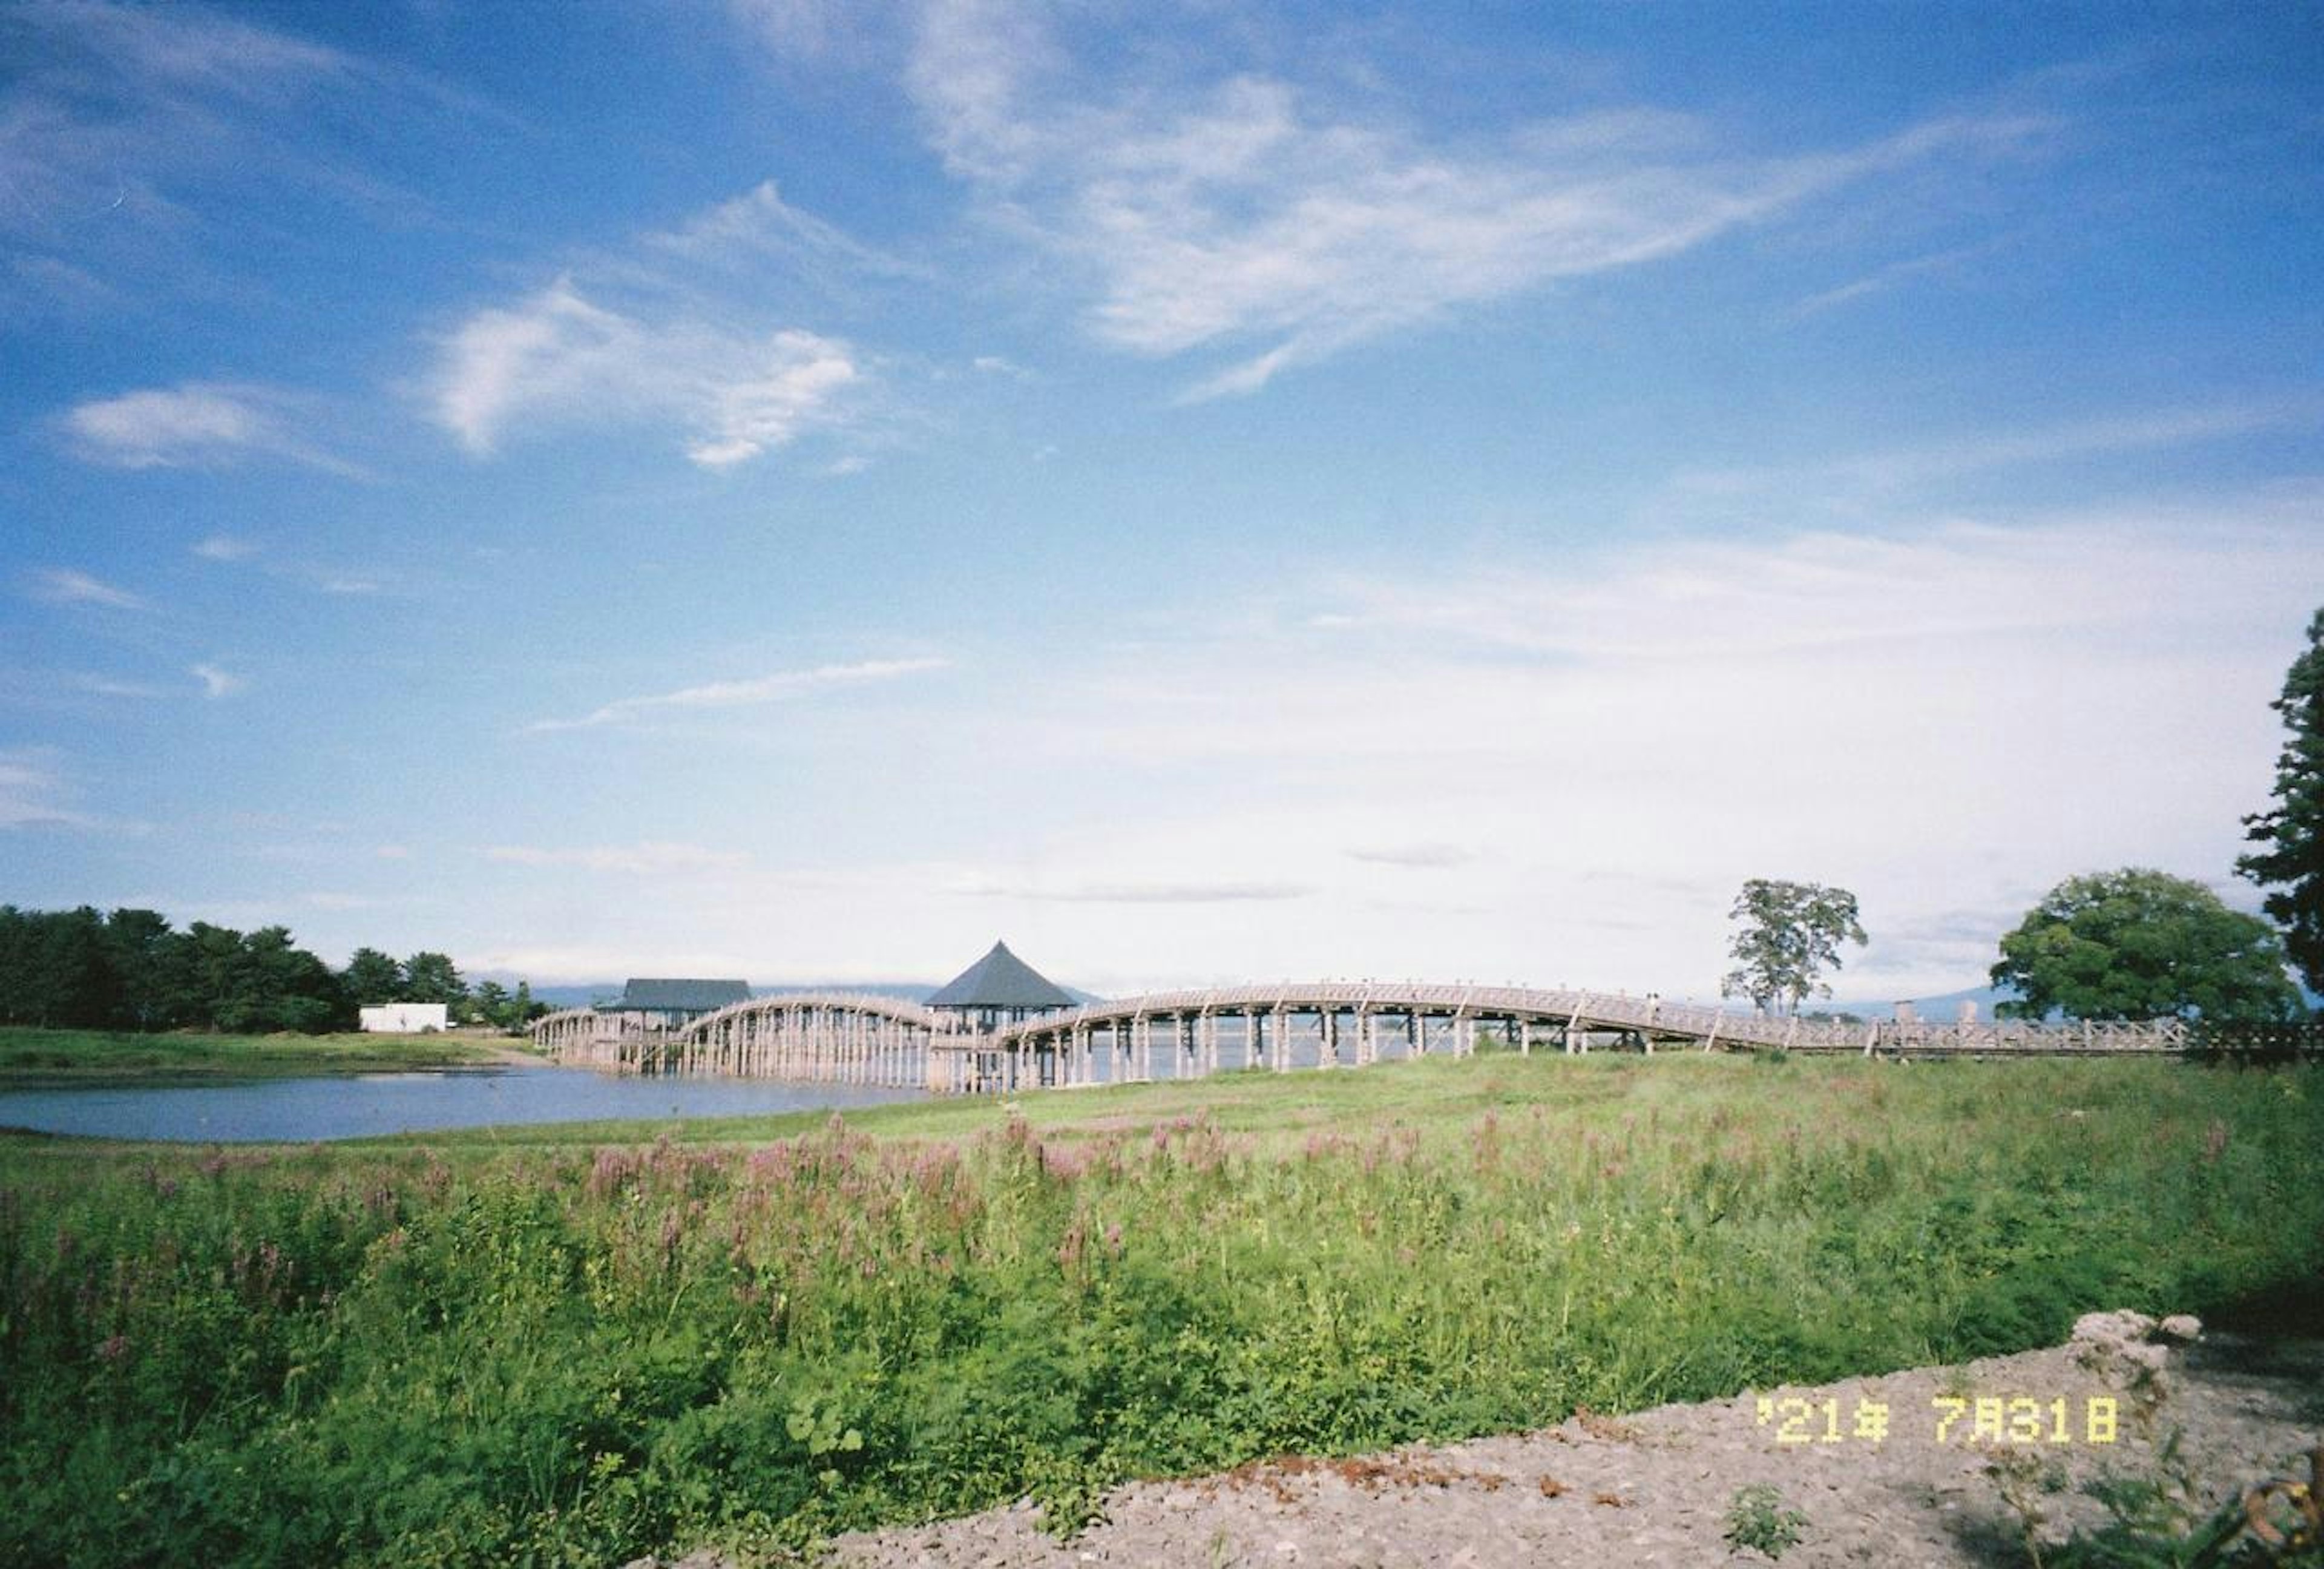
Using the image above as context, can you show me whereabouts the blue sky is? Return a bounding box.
[4,1,2320,1001]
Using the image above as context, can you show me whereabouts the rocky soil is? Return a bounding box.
[816,1314,2323,1569]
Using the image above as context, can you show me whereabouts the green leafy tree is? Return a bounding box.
[467,979,511,1028]
[0,906,113,1027]
[340,946,404,1005]
[399,951,467,1008]
[100,908,198,1030]
[1721,879,1868,1014]
[2238,607,2324,996]
[1991,868,2299,1022]
[245,927,351,1033]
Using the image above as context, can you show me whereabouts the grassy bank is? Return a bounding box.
[0,1025,522,1085]
[3,1054,2320,1567]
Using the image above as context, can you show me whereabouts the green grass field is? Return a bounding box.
[2,1053,2319,1567]
[0,1025,521,1084]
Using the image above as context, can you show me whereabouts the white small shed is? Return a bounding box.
[359,1002,450,1034]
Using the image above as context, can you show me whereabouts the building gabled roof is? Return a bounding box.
[925,941,1074,1010]
[614,978,751,1013]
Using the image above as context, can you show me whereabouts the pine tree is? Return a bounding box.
[2238,608,2324,998]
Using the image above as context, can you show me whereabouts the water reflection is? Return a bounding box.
[0,1062,924,1143]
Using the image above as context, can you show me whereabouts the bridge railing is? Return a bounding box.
[674,992,958,1046]
[977,984,2206,1057]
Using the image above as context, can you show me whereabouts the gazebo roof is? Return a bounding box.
[925,941,1073,1010]
[614,978,751,1013]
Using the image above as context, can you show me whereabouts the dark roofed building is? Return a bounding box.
[927,941,1073,1032]
[608,978,750,1022]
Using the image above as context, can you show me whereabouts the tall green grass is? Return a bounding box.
[2,1055,2318,1566]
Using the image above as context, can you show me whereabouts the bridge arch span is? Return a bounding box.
[537,979,2204,1091]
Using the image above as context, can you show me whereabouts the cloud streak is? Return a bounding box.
[940,504,2319,995]
[0,749,94,829]
[1347,844,1473,869]
[487,841,750,875]
[28,569,144,610]
[191,663,245,699]
[903,3,2048,396]
[954,878,1311,904]
[61,383,362,474]
[528,657,948,732]
[1675,398,2324,502]
[430,281,864,467]
[1,1,490,321]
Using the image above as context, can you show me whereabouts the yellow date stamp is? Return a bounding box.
[1755,1395,2118,1446]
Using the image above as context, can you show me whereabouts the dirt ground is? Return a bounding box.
[808,1314,2323,1569]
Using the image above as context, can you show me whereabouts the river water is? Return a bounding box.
[0,1059,925,1143]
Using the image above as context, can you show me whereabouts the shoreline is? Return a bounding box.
[0,1025,540,1090]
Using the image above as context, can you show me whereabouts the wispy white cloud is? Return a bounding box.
[902,3,2048,396]
[301,891,375,912]
[528,656,948,732]
[29,568,144,610]
[1347,843,1473,869]
[2,2,491,321]
[429,280,864,467]
[75,674,165,699]
[16,2,349,100]
[186,530,390,598]
[726,0,905,67]
[1304,505,2322,672]
[467,943,766,986]
[1675,398,2324,502]
[487,841,751,876]
[931,503,2319,995]
[61,383,363,475]
[0,749,94,829]
[642,179,921,285]
[191,662,244,699]
[1788,238,2011,318]
[952,877,1311,904]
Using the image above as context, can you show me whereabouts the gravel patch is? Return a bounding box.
[816,1315,2323,1569]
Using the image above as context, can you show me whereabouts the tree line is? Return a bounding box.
[1724,608,2324,1023]
[0,906,543,1035]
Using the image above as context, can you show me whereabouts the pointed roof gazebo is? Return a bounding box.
[926,940,1074,1032]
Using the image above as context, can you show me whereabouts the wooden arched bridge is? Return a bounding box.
[528,981,2273,1093]
[535,992,953,1079]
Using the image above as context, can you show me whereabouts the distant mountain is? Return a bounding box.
[1823,976,2320,1022]
[517,983,617,1010]
[1817,982,2023,1023]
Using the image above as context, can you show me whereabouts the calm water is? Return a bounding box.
[0,1061,925,1143]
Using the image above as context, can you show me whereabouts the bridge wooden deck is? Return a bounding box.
[526,981,2308,1093]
